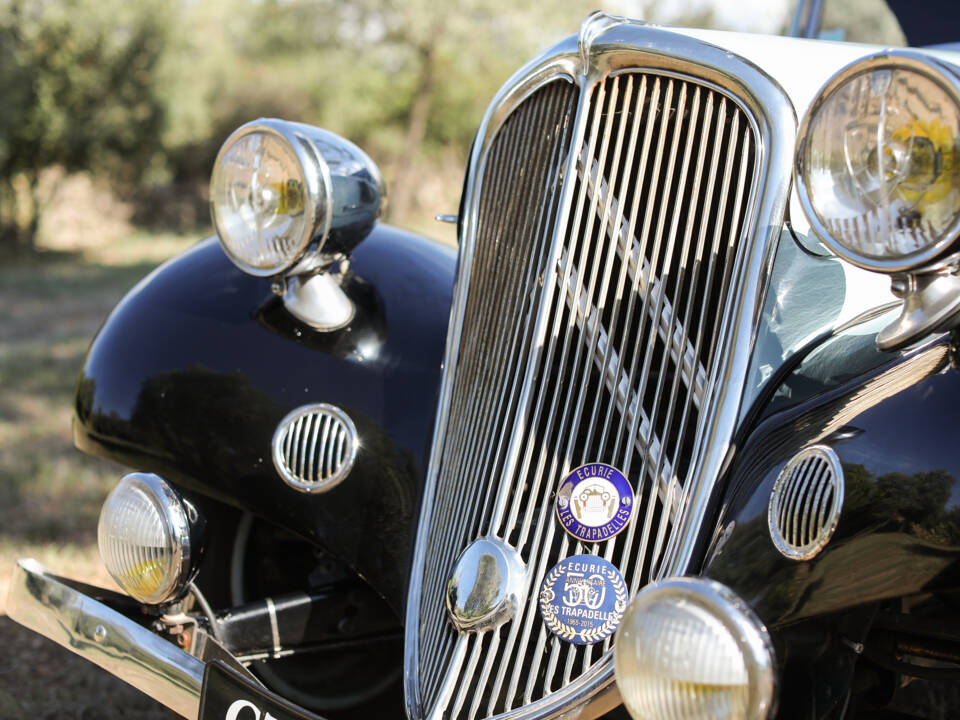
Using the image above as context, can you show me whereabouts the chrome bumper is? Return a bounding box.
[6,559,204,719]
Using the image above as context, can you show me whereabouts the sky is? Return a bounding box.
[603,0,794,35]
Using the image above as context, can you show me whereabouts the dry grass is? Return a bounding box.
[0,232,196,719]
[0,236,197,604]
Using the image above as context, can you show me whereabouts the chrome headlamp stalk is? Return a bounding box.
[795,51,960,349]
[211,119,385,331]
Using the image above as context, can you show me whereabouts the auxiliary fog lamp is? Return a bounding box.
[614,577,775,720]
[98,473,205,606]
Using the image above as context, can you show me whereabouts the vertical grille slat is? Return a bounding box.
[418,79,579,711]
[415,63,762,720]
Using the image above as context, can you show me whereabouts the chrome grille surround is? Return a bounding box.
[406,13,796,720]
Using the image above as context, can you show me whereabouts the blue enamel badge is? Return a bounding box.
[556,463,634,542]
[539,555,628,645]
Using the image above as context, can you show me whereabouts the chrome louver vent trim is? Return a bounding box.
[406,15,796,720]
[769,445,844,560]
[272,403,358,493]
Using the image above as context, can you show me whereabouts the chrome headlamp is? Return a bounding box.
[98,473,204,606]
[210,119,385,277]
[796,52,960,349]
[796,51,960,273]
[614,577,776,720]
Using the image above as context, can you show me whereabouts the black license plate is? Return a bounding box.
[199,660,319,720]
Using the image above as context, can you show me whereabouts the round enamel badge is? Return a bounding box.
[556,463,634,542]
[539,555,628,645]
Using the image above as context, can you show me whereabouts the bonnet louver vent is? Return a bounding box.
[272,404,358,493]
[768,445,844,560]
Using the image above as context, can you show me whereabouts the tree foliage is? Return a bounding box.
[0,0,906,251]
[0,0,168,251]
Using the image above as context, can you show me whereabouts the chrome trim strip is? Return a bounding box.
[6,559,204,720]
[405,11,797,720]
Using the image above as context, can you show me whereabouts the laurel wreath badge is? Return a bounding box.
[538,557,628,645]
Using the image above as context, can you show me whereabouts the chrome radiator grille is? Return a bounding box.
[418,78,579,710]
[405,22,791,720]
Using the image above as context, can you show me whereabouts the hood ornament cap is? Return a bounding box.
[578,11,631,70]
[446,537,527,633]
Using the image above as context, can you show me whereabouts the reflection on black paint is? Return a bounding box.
[843,464,960,546]
[706,340,960,626]
[257,273,387,362]
[72,227,455,612]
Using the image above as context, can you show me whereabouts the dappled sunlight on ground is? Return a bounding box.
[0,234,192,717]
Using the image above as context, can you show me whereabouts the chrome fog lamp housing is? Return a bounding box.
[210,118,385,278]
[97,473,202,606]
[614,577,775,720]
[796,51,960,273]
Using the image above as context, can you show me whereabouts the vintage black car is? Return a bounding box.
[9,2,960,719]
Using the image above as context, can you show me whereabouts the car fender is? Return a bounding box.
[74,224,457,614]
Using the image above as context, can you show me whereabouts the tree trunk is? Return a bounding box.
[0,175,39,256]
[25,171,41,248]
[389,40,437,225]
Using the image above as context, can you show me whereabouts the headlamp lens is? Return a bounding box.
[211,130,312,275]
[614,578,775,720]
[800,63,960,269]
[98,473,191,605]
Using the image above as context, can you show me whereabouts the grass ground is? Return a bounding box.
[0,232,197,719]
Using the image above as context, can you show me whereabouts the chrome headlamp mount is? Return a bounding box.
[210,119,385,331]
[795,51,960,350]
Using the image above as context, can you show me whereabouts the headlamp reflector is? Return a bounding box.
[614,577,775,720]
[97,473,192,605]
[797,53,960,272]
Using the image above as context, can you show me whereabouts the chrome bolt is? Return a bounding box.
[890,274,916,298]
[93,625,107,643]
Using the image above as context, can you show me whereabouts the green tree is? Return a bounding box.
[156,0,600,227]
[0,0,168,252]
[327,0,597,222]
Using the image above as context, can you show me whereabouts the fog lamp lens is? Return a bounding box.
[797,52,960,271]
[614,577,775,720]
[210,123,323,276]
[97,473,192,605]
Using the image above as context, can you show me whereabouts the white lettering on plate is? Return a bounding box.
[225,698,280,720]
